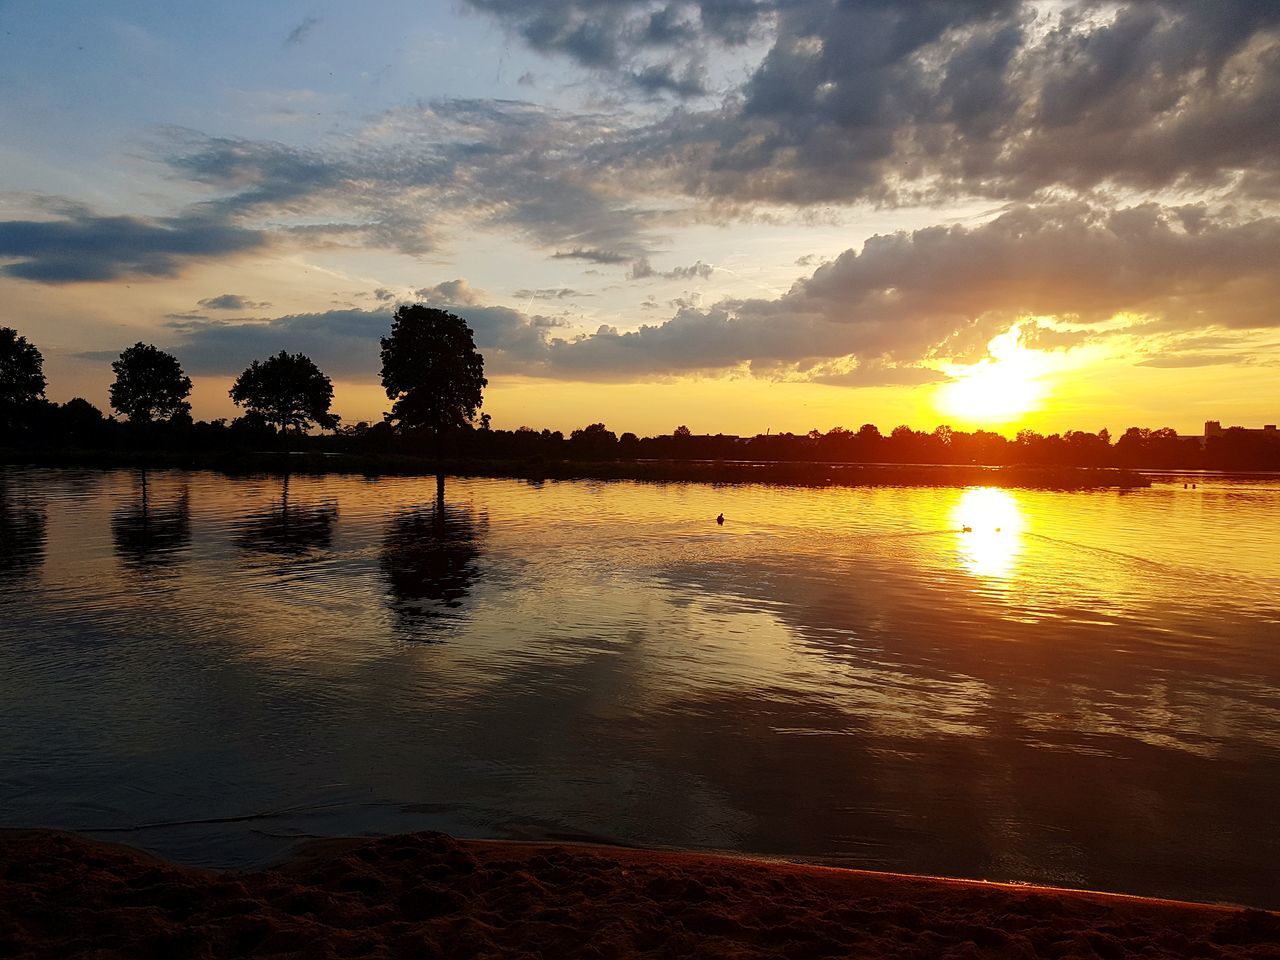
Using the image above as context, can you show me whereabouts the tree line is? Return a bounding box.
[0,304,485,449]
[3,310,1278,471]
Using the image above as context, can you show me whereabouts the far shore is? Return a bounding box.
[1,448,1152,489]
[2,829,1277,958]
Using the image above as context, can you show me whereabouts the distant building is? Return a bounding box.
[1205,421,1280,441]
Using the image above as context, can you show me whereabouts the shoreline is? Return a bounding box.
[3,829,1277,958]
[1,448,1151,489]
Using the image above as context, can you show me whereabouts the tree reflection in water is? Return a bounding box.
[0,480,46,583]
[111,473,191,574]
[380,492,485,638]
[235,475,337,558]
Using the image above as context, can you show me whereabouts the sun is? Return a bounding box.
[937,324,1047,425]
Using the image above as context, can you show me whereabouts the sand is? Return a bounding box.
[2,829,1278,959]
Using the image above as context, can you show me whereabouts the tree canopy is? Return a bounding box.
[109,342,192,424]
[379,305,486,436]
[0,327,46,431]
[229,351,338,434]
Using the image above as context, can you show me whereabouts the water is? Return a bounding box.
[2,467,1278,907]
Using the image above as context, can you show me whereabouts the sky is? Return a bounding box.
[2,0,1278,437]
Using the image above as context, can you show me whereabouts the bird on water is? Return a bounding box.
[716,513,725,525]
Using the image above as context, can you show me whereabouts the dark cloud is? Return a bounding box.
[285,16,321,45]
[0,208,266,284]
[482,0,1280,205]
[462,0,756,98]
[551,247,633,264]
[197,293,271,310]
[628,258,713,280]
[170,309,389,377]
[415,279,569,364]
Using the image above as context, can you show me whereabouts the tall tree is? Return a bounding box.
[380,305,486,438]
[109,343,192,424]
[0,327,47,433]
[230,351,339,434]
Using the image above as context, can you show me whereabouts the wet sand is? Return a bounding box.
[3,830,1278,958]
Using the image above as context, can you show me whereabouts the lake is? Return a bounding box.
[2,467,1278,907]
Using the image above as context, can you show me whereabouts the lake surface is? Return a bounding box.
[2,467,1278,907]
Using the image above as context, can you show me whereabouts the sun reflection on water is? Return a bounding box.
[952,487,1025,579]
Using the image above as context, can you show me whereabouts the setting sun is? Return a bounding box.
[937,325,1048,426]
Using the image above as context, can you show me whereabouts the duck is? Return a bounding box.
[716,513,725,525]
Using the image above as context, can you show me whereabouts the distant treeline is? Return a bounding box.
[2,321,1276,473]
[5,407,1279,473]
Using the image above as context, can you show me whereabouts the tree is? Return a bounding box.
[569,422,618,458]
[109,343,192,424]
[379,305,486,438]
[230,351,339,434]
[0,327,47,433]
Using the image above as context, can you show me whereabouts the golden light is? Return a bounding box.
[952,487,1025,579]
[937,324,1047,425]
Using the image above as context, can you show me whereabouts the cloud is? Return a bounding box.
[130,199,1280,387]
[531,202,1280,380]
[809,363,950,388]
[515,0,1280,206]
[285,16,321,45]
[551,247,633,264]
[164,99,656,261]
[1135,354,1251,369]
[513,287,590,300]
[628,258,713,280]
[76,3,1271,290]
[197,293,271,310]
[167,280,571,379]
[0,207,267,284]
[170,309,390,377]
[461,0,752,99]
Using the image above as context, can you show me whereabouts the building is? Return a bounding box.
[1205,421,1280,441]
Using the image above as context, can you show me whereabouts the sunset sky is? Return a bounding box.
[2,0,1278,436]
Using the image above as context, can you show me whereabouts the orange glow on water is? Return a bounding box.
[952,487,1025,579]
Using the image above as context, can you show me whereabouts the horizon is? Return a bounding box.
[4,2,1279,437]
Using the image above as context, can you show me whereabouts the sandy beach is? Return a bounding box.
[2,829,1278,959]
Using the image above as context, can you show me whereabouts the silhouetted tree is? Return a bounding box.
[0,327,46,436]
[109,343,192,424]
[230,351,339,434]
[380,305,486,438]
[569,422,618,458]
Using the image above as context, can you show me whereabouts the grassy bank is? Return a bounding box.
[1,447,1151,489]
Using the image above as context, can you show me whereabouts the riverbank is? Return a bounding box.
[2,830,1276,959]
[1,447,1151,489]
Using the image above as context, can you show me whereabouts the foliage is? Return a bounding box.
[109,343,192,424]
[379,305,486,436]
[568,422,618,458]
[230,351,339,434]
[0,327,47,432]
